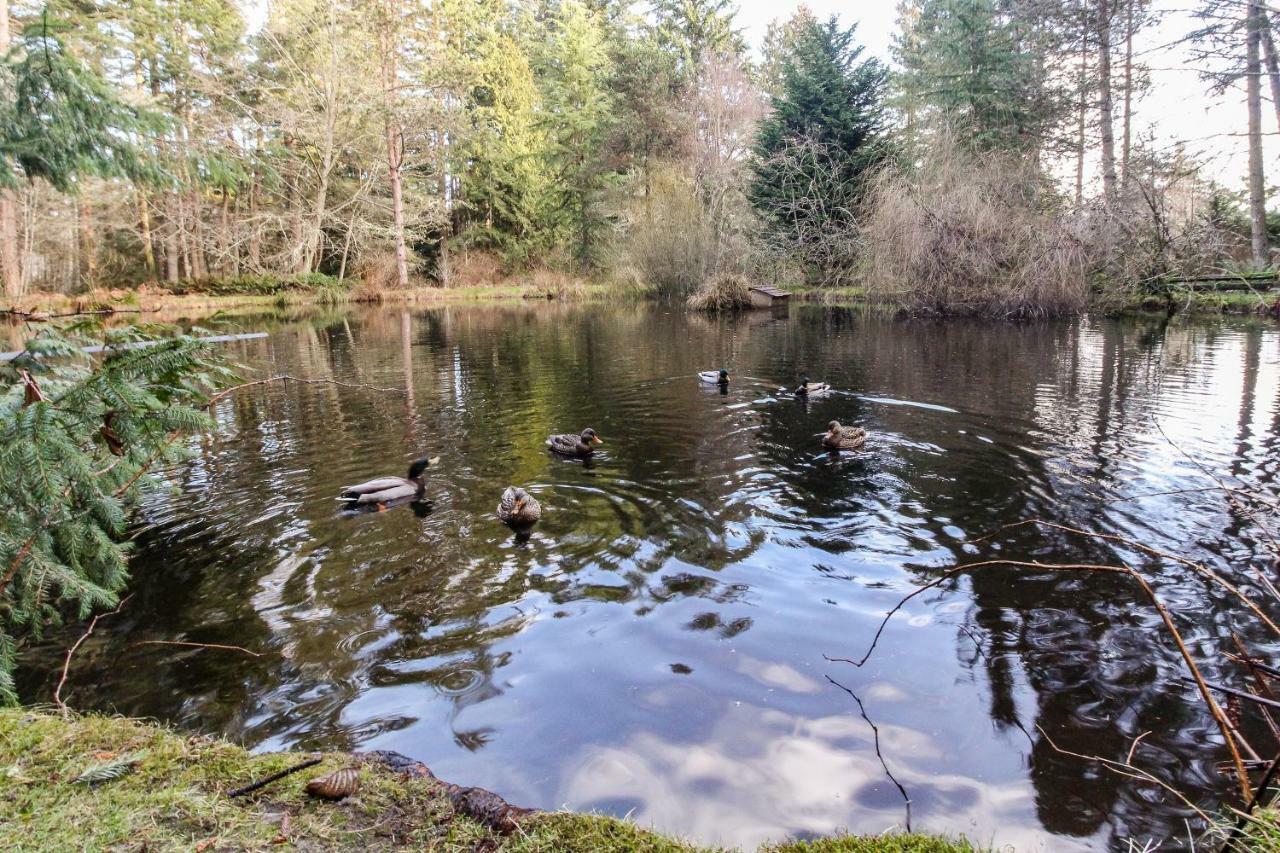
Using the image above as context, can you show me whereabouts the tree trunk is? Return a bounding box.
[1247,1,1270,269]
[0,0,21,298]
[1097,0,1119,205]
[76,199,97,290]
[1120,0,1134,188]
[137,191,157,280]
[380,0,409,289]
[249,137,262,272]
[164,192,181,282]
[1261,17,1280,135]
[1074,3,1089,208]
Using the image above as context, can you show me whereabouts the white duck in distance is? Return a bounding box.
[793,376,831,397]
[337,456,438,508]
[546,427,603,457]
[822,421,867,451]
[699,368,730,387]
[497,486,542,528]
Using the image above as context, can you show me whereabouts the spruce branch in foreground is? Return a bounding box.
[0,324,236,703]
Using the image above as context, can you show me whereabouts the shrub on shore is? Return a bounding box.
[687,272,754,312]
[860,138,1089,318]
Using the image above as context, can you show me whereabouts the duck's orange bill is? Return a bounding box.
[592,435,603,444]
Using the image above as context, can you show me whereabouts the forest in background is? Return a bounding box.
[0,0,1277,316]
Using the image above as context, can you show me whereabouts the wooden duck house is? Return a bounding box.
[748,285,790,309]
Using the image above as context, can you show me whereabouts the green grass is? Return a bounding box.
[0,708,979,852]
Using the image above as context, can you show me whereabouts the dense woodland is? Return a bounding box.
[0,0,1277,314]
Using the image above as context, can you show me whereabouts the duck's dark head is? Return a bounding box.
[408,456,439,481]
[718,369,729,383]
[581,427,602,445]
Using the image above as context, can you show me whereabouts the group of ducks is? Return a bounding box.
[337,370,865,530]
[699,368,867,451]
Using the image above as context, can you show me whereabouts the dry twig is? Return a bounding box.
[53,594,133,718]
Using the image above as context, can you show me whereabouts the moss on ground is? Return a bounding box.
[1,708,978,852]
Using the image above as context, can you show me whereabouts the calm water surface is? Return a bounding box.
[17,303,1280,850]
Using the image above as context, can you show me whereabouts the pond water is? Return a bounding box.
[16,302,1280,850]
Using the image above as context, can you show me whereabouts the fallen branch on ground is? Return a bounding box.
[227,758,322,798]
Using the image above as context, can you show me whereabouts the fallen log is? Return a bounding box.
[359,750,534,834]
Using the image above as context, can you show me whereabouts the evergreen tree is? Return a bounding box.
[650,0,744,83]
[759,6,818,99]
[749,14,886,279]
[536,0,616,269]
[446,0,556,264]
[893,0,1067,154]
[0,14,164,194]
[0,325,234,703]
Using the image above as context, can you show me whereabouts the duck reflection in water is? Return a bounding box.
[338,493,434,518]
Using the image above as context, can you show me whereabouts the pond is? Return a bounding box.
[15,302,1280,850]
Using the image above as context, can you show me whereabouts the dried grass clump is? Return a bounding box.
[449,251,505,289]
[861,137,1089,318]
[687,272,752,312]
[522,268,585,300]
[356,250,403,294]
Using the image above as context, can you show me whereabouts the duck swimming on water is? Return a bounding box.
[793,376,831,397]
[546,427,602,457]
[699,369,730,387]
[822,421,867,451]
[497,486,542,528]
[337,456,438,508]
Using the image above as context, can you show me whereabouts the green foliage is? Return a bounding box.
[749,15,887,280]
[893,0,1066,154]
[0,14,167,192]
[0,325,234,702]
[650,0,744,82]
[446,0,557,265]
[536,0,617,270]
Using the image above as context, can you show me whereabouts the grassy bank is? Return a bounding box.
[786,284,1280,316]
[0,709,976,852]
[2,274,621,319]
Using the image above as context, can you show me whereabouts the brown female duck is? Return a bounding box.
[822,421,867,451]
[497,487,542,528]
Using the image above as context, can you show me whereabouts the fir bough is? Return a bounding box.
[0,324,235,703]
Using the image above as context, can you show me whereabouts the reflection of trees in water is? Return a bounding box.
[934,315,1280,843]
[18,304,1280,846]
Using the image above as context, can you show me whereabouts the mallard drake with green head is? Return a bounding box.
[337,456,438,507]
[497,486,542,528]
[822,421,866,451]
[793,376,831,397]
[547,427,602,457]
[699,369,729,387]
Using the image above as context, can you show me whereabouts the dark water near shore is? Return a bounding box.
[16,303,1280,850]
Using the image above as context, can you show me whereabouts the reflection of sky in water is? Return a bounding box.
[14,305,1280,851]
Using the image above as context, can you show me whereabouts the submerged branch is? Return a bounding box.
[832,557,1254,800]
[53,594,132,718]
